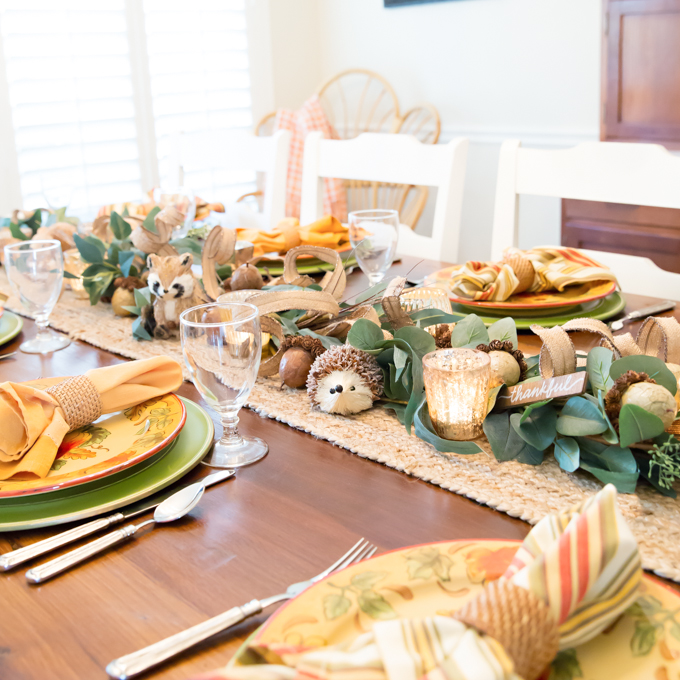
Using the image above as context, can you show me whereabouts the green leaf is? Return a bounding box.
[549,649,583,680]
[384,403,406,424]
[525,354,540,378]
[297,328,343,349]
[142,206,161,234]
[486,384,502,414]
[63,270,79,279]
[587,347,614,392]
[109,211,132,240]
[511,404,556,451]
[483,412,543,464]
[449,314,489,349]
[169,236,203,255]
[487,317,518,349]
[347,318,385,352]
[414,399,483,454]
[74,233,105,264]
[350,571,387,590]
[610,355,677,396]
[394,325,436,357]
[579,462,639,493]
[630,619,660,656]
[132,315,152,341]
[554,437,580,472]
[409,308,458,329]
[556,396,608,436]
[323,593,351,620]
[133,286,152,308]
[597,389,619,445]
[9,222,29,240]
[82,272,114,305]
[619,404,667,448]
[519,399,553,423]
[82,262,119,277]
[357,590,397,620]
[355,279,389,304]
[118,250,136,277]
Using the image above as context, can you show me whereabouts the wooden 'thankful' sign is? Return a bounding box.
[495,372,587,410]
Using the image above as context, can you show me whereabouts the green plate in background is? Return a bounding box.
[0,397,214,531]
[256,254,357,276]
[0,310,23,346]
[449,292,626,329]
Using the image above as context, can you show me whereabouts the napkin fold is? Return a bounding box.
[237,216,350,258]
[0,356,183,481]
[441,247,618,302]
[197,484,641,680]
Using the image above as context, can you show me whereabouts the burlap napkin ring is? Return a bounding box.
[453,579,559,680]
[46,376,103,432]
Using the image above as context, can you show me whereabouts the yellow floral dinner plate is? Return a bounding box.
[232,539,680,679]
[426,266,617,312]
[0,393,186,498]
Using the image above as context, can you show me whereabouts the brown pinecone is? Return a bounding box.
[113,276,145,291]
[433,324,452,349]
[476,340,528,382]
[604,370,656,430]
[280,335,326,359]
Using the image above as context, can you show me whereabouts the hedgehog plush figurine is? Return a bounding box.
[307,345,384,415]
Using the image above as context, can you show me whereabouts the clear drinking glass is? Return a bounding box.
[153,186,196,237]
[423,348,491,441]
[4,240,71,354]
[348,209,399,286]
[180,302,268,468]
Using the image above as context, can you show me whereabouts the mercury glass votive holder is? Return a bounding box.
[423,348,491,441]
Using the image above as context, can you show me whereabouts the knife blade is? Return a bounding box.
[0,469,234,572]
[609,300,676,331]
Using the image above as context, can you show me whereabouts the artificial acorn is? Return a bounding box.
[476,340,527,387]
[111,276,146,317]
[278,336,326,388]
[605,370,678,431]
[230,263,263,291]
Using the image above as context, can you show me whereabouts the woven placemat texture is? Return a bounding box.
[3,279,680,582]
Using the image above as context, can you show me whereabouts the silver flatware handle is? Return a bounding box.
[0,513,124,571]
[25,524,138,584]
[105,599,263,679]
[626,300,676,321]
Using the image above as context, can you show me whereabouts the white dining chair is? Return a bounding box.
[170,129,290,230]
[299,132,469,262]
[491,140,680,298]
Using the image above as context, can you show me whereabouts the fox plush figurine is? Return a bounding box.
[143,253,208,338]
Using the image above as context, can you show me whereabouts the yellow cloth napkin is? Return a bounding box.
[0,356,183,481]
[237,216,350,258]
[440,247,618,302]
[196,485,640,680]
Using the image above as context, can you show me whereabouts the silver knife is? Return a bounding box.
[0,469,234,571]
[609,300,676,331]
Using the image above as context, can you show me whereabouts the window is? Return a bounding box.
[0,0,253,217]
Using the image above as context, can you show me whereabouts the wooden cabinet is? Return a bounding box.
[561,0,680,272]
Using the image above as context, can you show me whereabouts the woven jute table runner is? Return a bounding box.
[4,280,680,582]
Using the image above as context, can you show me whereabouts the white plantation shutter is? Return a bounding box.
[0,0,254,216]
[144,0,256,204]
[0,0,143,215]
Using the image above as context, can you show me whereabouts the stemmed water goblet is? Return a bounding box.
[348,209,400,286]
[180,302,268,468]
[3,240,71,354]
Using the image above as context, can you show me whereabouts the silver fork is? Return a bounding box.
[105,538,377,680]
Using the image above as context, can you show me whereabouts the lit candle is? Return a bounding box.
[423,348,490,440]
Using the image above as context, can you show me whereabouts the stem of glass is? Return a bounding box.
[367,272,385,286]
[219,412,244,448]
[35,313,52,340]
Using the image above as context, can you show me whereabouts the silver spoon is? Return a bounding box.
[26,482,206,584]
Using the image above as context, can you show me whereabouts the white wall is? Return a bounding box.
[264,0,602,262]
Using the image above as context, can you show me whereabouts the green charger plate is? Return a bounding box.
[0,310,23,346]
[0,397,214,531]
[449,292,626,329]
[256,254,357,276]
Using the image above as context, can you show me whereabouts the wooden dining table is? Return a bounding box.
[1,255,679,680]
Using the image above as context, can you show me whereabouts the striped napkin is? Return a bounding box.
[195,484,641,680]
[438,247,618,302]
